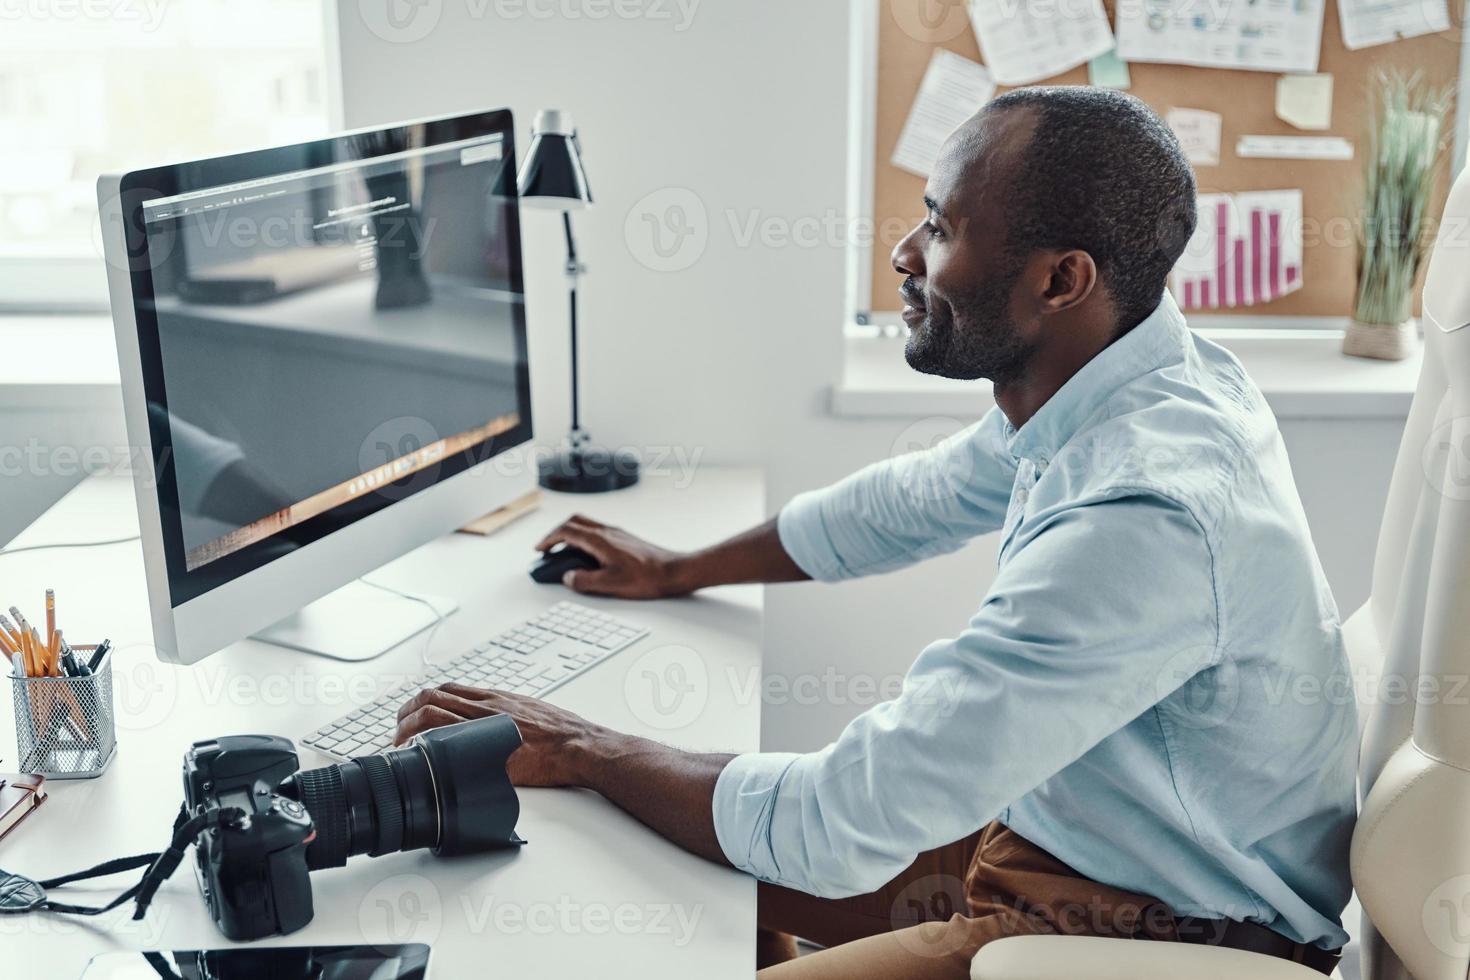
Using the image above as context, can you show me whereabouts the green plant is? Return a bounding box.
[1353,69,1452,326]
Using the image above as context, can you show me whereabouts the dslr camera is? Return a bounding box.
[182,714,524,940]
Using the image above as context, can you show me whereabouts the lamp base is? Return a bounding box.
[538,446,640,494]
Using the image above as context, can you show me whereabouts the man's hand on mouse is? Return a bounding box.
[535,514,693,599]
[393,683,608,787]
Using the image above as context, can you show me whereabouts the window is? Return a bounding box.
[0,0,333,309]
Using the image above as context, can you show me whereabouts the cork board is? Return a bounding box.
[870,1,1461,317]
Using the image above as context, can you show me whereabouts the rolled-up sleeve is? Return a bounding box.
[776,410,1018,582]
[715,492,1220,897]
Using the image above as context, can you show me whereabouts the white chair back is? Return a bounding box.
[1353,163,1470,980]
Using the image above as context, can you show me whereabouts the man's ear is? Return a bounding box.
[1038,250,1098,313]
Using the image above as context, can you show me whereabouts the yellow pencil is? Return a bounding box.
[0,614,21,651]
[20,628,36,676]
[32,629,49,676]
[45,589,55,653]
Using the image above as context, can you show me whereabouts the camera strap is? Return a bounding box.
[0,803,237,920]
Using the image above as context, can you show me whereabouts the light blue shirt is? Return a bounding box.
[713,293,1357,949]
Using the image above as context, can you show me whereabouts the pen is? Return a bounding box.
[87,640,111,673]
[59,635,83,678]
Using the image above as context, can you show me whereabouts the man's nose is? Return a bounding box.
[892,223,925,278]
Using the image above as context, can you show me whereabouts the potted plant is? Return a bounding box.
[1346,70,1452,360]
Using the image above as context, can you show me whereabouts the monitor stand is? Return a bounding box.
[252,579,459,662]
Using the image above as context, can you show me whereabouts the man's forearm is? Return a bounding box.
[669,516,810,593]
[567,730,735,866]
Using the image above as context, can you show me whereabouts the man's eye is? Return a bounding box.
[924,220,944,239]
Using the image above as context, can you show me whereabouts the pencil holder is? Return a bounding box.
[9,656,116,778]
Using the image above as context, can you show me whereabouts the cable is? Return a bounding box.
[356,576,452,666]
[0,534,141,559]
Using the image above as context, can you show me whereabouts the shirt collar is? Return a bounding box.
[1004,292,1187,465]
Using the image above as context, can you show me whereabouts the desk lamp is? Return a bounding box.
[517,109,639,493]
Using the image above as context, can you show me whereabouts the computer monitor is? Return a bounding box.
[98,108,536,665]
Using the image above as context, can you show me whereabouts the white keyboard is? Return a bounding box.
[302,601,649,760]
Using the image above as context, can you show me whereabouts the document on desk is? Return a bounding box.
[891,50,996,178]
[1116,0,1325,73]
[1337,0,1450,49]
[967,0,1115,85]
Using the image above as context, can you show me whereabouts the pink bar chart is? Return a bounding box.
[1171,190,1303,311]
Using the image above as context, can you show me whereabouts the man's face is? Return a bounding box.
[891,109,1036,384]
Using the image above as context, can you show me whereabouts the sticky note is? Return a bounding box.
[1087,49,1132,90]
[1166,108,1222,166]
[1276,73,1333,131]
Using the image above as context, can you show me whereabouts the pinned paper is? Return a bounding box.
[1172,191,1305,310]
[968,0,1115,85]
[1276,74,1334,130]
[890,50,997,178]
[1088,49,1132,89]
[1237,135,1353,160]
[1166,108,1222,166]
[1338,0,1450,49]
[1117,0,1325,73]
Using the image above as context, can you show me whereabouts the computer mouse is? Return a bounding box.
[530,544,601,584]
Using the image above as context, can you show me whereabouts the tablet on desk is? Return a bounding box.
[80,943,430,979]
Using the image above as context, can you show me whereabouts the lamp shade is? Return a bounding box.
[516,109,592,210]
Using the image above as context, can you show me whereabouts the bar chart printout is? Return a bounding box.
[1171,190,1304,311]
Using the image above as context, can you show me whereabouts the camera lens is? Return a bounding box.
[280,713,523,871]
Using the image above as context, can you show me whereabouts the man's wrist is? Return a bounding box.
[563,725,635,790]
[663,553,705,595]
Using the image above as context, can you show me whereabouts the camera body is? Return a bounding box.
[183,734,316,940]
[181,714,524,941]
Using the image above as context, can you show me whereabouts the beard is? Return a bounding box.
[903,266,1035,384]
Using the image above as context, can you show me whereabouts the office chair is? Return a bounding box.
[971,163,1470,980]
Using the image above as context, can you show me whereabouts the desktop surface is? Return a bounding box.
[0,467,762,978]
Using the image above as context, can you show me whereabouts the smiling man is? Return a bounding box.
[394,88,1357,979]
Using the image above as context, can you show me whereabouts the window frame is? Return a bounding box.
[0,3,345,314]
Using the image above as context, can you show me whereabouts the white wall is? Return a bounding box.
[0,387,127,546]
[336,0,1406,754]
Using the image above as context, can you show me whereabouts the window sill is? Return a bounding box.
[834,327,1421,421]
[0,313,119,409]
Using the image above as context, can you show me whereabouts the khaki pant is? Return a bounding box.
[755,821,1198,980]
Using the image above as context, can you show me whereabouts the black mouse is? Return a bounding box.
[530,544,601,584]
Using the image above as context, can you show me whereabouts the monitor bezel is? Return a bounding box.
[113,108,533,608]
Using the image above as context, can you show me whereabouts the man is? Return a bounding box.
[394,88,1357,978]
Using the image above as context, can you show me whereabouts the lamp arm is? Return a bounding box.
[562,211,583,440]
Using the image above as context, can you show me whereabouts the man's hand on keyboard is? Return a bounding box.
[393,683,608,787]
[394,682,733,866]
[535,515,693,599]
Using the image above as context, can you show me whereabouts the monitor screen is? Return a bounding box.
[117,111,531,605]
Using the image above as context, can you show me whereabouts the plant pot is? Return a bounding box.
[1343,318,1417,361]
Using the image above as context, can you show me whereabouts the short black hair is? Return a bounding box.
[982,87,1196,332]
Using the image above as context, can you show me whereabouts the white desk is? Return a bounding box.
[0,468,763,978]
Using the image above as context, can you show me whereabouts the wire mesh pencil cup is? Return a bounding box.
[9,656,116,778]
